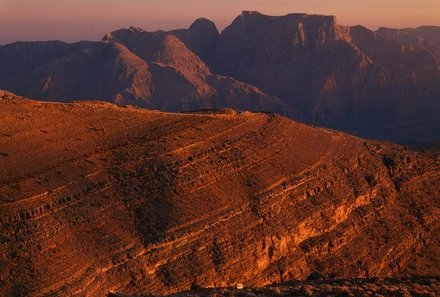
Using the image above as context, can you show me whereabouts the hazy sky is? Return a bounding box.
[1,0,440,44]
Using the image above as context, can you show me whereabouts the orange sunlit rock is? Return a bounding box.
[0,91,438,296]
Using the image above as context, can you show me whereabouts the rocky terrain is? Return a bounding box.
[111,277,440,297]
[1,12,440,144]
[0,91,439,296]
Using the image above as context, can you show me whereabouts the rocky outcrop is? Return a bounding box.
[215,11,351,73]
[0,93,438,296]
[171,18,220,65]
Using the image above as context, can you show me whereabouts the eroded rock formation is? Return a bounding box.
[0,92,438,296]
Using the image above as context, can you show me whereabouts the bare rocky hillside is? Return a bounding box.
[0,91,438,296]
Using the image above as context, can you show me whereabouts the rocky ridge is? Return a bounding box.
[0,92,438,296]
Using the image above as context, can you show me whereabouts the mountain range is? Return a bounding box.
[1,11,440,144]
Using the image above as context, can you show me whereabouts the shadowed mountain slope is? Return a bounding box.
[1,42,155,106]
[377,26,440,65]
[0,25,287,114]
[170,18,220,65]
[102,26,289,114]
[0,92,438,296]
[0,40,94,76]
[215,12,440,144]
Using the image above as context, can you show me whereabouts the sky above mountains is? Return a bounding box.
[1,0,440,44]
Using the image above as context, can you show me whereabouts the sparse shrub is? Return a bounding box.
[307,271,324,281]
[365,175,377,186]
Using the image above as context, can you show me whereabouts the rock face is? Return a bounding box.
[0,92,438,296]
[0,26,286,114]
[214,11,351,73]
[171,18,220,65]
[215,12,440,144]
[1,42,155,105]
[377,26,440,65]
[101,26,289,114]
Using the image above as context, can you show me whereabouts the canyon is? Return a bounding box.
[0,91,439,296]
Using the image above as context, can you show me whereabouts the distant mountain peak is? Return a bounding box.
[238,11,335,20]
[190,18,217,31]
[128,26,145,32]
[240,10,262,16]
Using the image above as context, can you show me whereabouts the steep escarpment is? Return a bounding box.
[0,92,438,296]
[215,12,440,143]
[215,11,351,73]
[377,26,440,66]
